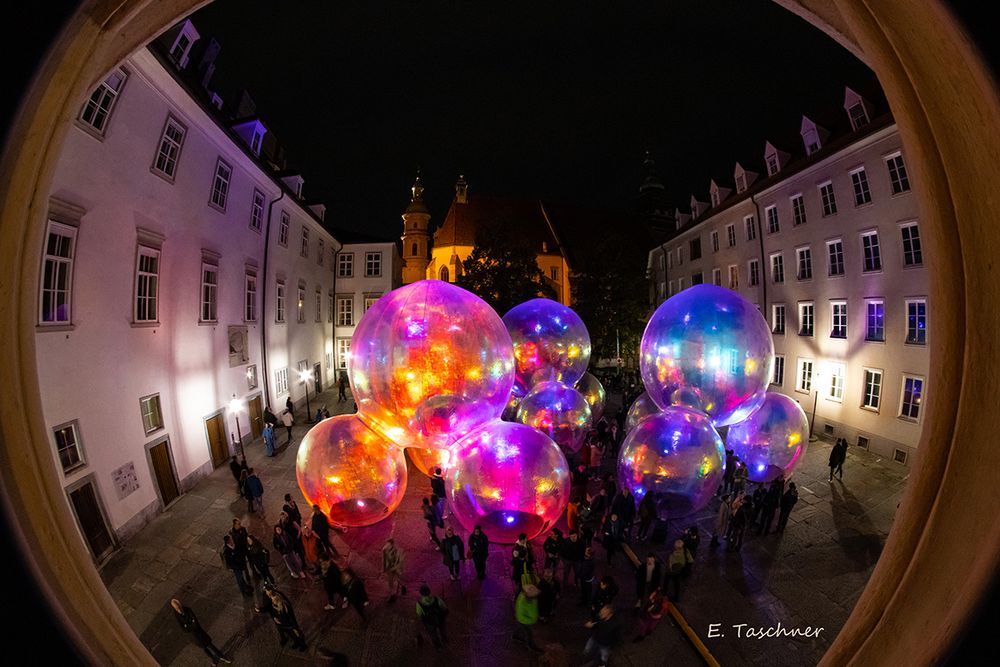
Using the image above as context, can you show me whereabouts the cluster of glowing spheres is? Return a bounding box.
[639,284,774,427]
[726,392,809,483]
[618,407,725,518]
[503,299,592,396]
[516,381,593,452]
[575,372,607,420]
[295,415,407,527]
[447,420,570,543]
[625,392,660,433]
[349,280,515,451]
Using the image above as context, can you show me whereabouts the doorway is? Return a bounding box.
[204,411,229,467]
[146,437,180,508]
[248,394,263,439]
[313,362,322,393]
[66,476,115,563]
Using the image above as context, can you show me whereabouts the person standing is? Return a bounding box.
[512,583,543,652]
[590,575,618,621]
[561,530,584,588]
[382,537,406,601]
[272,524,304,579]
[263,405,278,427]
[733,461,749,496]
[682,526,700,566]
[666,539,693,601]
[171,598,231,665]
[723,449,736,495]
[633,588,665,642]
[777,481,799,531]
[441,527,465,580]
[430,468,447,519]
[543,528,563,575]
[255,585,307,651]
[711,494,733,548]
[246,534,274,585]
[300,524,324,575]
[537,568,560,623]
[468,525,489,579]
[511,544,529,597]
[318,551,344,610]
[263,422,276,457]
[600,513,623,564]
[337,373,348,402]
[634,553,663,609]
[282,494,303,527]
[583,604,622,667]
[285,395,294,420]
[612,487,636,541]
[281,408,294,444]
[278,509,305,563]
[311,504,336,555]
[422,497,442,550]
[415,585,448,649]
[229,456,246,496]
[244,468,264,515]
[759,478,784,535]
[566,497,581,535]
[578,548,596,607]
[341,569,369,619]
[230,518,250,561]
[636,491,657,541]
[221,535,253,596]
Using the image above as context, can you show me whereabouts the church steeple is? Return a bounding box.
[455,174,468,204]
[638,151,672,243]
[401,171,431,283]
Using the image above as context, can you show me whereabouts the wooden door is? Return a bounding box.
[313,363,323,393]
[248,395,263,439]
[68,481,115,562]
[149,440,180,507]
[205,413,229,467]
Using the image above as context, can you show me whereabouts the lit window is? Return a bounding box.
[250,189,264,232]
[278,211,289,247]
[209,158,231,211]
[726,224,736,248]
[244,273,257,322]
[861,231,882,272]
[744,215,757,241]
[850,167,872,206]
[275,367,289,395]
[297,285,306,323]
[791,194,806,226]
[796,247,812,280]
[339,252,354,277]
[337,338,351,370]
[365,294,381,312]
[766,205,779,234]
[78,67,127,135]
[831,301,848,339]
[798,302,814,337]
[886,152,910,194]
[772,355,785,385]
[900,222,923,266]
[200,263,218,323]
[865,300,885,341]
[275,280,285,323]
[796,358,814,393]
[365,251,382,277]
[139,394,163,435]
[828,364,846,401]
[770,253,784,284]
[771,304,786,335]
[906,299,927,345]
[728,265,739,290]
[134,246,160,323]
[862,368,883,410]
[748,259,760,287]
[338,295,354,326]
[899,375,924,420]
[819,182,838,216]
[53,421,85,474]
[827,239,845,277]
[152,116,185,179]
[39,221,76,324]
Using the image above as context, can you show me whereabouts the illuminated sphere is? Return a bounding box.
[406,446,456,478]
[503,299,591,396]
[516,381,593,452]
[639,284,774,427]
[725,392,809,483]
[295,414,407,527]
[575,372,607,420]
[669,387,705,413]
[625,392,660,433]
[448,420,570,543]
[617,406,725,518]
[349,280,515,450]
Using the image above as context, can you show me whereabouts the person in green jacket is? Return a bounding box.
[513,583,542,652]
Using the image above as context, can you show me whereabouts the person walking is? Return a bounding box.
[666,539,693,601]
[711,494,733,548]
[633,588,666,642]
[244,468,264,515]
[255,584,307,651]
[221,535,253,596]
[415,585,448,649]
[318,551,344,610]
[543,528,563,575]
[634,553,663,609]
[229,456,246,496]
[311,504,336,555]
[441,526,465,580]
[512,583,543,652]
[583,604,622,667]
[337,373,348,402]
[830,439,847,480]
[537,568,560,622]
[601,512,624,564]
[171,598,231,665]
[246,534,275,585]
[285,396,294,420]
[272,524,304,579]
[777,481,799,532]
[611,487,635,540]
[277,510,305,563]
[263,405,278,427]
[578,547,596,607]
[341,569,370,619]
[422,497,441,549]
[636,491,657,541]
[263,422,276,457]
[430,468,447,519]
[468,525,489,580]
[382,537,406,601]
[561,530,585,588]
[281,408,294,444]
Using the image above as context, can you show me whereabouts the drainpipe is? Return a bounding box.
[259,190,285,410]
[331,244,341,384]
[750,193,767,315]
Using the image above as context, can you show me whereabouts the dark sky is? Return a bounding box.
[188,0,882,240]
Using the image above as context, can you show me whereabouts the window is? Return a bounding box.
[200,263,218,323]
[796,246,813,280]
[250,128,263,155]
[735,173,747,192]
[766,153,780,176]
[134,246,160,323]
[53,421,85,474]
[318,239,324,266]
[828,363,846,401]
[791,194,806,226]
[275,367,289,395]
[247,364,258,390]
[337,338,351,369]
[803,129,821,155]
[152,116,185,179]
[315,289,322,322]
[278,211,289,247]
[711,231,719,253]
[337,295,354,326]
[831,301,848,338]
[766,205,780,234]
[667,280,674,297]
[710,190,720,207]
[39,221,76,324]
[439,266,450,282]
[275,279,285,323]
[865,300,885,341]
[749,259,760,287]
[848,101,869,129]
[818,182,838,216]
[300,227,310,258]
[365,251,382,277]
[886,152,911,194]
[667,251,673,270]
[139,394,163,435]
[364,294,380,312]
[744,215,757,241]
[900,222,923,266]
[297,285,306,323]
[798,302,814,336]
[209,158,231,211]
[78,67,126,135]
[169,32,192,66]
[550,267,559,281]
[689,238,702,260]
[857,436,870,450]
[772,355,785,385]
[726,224,737,248]
[244,273,257,322]
[771,304,786,335]
[827,239,845,276]
[861,231,882,272]
[850,167,872,206]
[338,252,354,277]
[796,358,814,393]
[770,253,784,283]
[690,272,703,285]
[328,293,335,323]
[676,247,683,265]
[677,277,685,291]
[250,189,264,232]
[862,368,883,410]
[712,268,721,286]
[906,299,927,344]
[899,375,924,420]
[727,265,739,290]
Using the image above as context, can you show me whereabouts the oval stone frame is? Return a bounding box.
[1,1,998,664]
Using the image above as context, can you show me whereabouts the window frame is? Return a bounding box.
[828,363,846,402]
[861,230,883,273]
[297,284,306,323]
[865,299,885,342]
[77,66,128,138]
[275,279,286,323]
[796,357,815,394]
[278,211,289,247]
[133,245,160,324]
[726,224,737,248]
[338,252,354,278]
[53,419,87,475]
[906,298,928,345]
[275,367,289,395]
[208,158,232,212]
[791,193,807,226]
[798,301,815,337]
[862,367,884,412]
[139,393,164,436]
[885,151,911,195]
[899,374,925,422]
[711,230,719,253]
[250,189,265,233]
[831,300,848,339]
[819,181,838,216]
[850,166,873,206]
[727,264,739,290]
[151,114,186,181]
[900,220,923,267]
[771,303,786,335]
[199,261,218,324]
[796,245,813,281]
[748,258,760,287]
[712,267,722,286]
[365,251,383,277]
[337,294,354,327]
[336,337,351,370]
[826,238,845,277]
[765,205,780,234]
[770,252,784,284]
[772,354,785,386]
[39,219,78,326]
[744,215,757,241]
[300,226,310,258]
[244,272,257,323]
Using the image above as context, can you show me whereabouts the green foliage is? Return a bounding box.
[456,225,556,315]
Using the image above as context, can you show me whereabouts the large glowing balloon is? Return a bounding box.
[503,299,591,395]
[617,406,725,518]
[639,284,774,427]
[625,391,660,432]
[448,420,570,543]
[516,381,593,452]
[406,446,456,478]
[575,372,607,420]
[349,280,515,450]
[296,415,407,527]
[725,392,809,483]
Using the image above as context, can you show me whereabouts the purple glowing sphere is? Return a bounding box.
[575,371,607,420]
[725,392,809,483]
[625,391,660,433]
[617,406,725,518]
[639,284,774,427]
[516,381,593,452]
[503,299,591,396]
[447,420,570,543]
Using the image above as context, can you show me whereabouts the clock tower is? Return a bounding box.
[401,172,431,284]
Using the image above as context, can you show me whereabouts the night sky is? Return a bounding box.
[188,0,882,240]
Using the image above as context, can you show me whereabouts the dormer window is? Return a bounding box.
[766,153,779,176]
[735,173,747,192]
[710,190,720,207]
[250,128,264,155]
[210,93,223,110]
[168,20,200,69]
[803,129,821,155]
[848,102,869,130]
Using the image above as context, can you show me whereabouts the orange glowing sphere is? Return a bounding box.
[406,446,456,477]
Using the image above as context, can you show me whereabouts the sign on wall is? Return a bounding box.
[229,325,249,367]
[111,461,140,500]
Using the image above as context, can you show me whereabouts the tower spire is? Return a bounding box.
[401,170,431,283]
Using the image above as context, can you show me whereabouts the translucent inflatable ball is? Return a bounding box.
[503,298,591,396]
[516,380,593,452]
[726,392,809,483]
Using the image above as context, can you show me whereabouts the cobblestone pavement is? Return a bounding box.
[100,387,907,666]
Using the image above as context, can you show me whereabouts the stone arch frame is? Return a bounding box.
[0,2,998,664]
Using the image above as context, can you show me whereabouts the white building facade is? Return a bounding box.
[648,94,926,464]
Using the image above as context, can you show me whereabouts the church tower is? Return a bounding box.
[638,151,673,244]
[401,172,431,284]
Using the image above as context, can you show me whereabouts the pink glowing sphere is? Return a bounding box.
[725,392,809,483]
[617,406,725,518]
[447,420,570,543]
[516,381,593,452]
[639,284,774,427]
[406,446,456,478]
[575,372,607,420]
[295,415,408,527]
[503,299,591,396]
[625,391,660,432]
[349,280,515,450]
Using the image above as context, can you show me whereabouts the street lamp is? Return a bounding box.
[299,369,313,422]
[809,367,827,442]
[229,394,246,459]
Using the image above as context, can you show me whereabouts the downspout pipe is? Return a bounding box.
[750,193,767,315]
[259,190,285,410]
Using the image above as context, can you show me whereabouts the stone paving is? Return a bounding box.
[100,386,907,667]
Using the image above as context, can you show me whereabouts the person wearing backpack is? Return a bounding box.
[666,539,693,601]
[415,585,448,649]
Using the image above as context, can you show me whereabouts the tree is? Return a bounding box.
[456,224,555,315]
